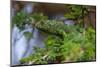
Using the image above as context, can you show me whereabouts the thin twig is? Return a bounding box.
[29,52,50,64]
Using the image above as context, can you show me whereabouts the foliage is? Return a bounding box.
[79,27,96,61]
[35,20,69,37]
[20,25,96,64]
[24,32,33,40]
[12,11,28,30]
[65,5,83,20]
[64,5,89,27]
[12,10,95,65]
[28,13,48,27]
[30,13,48,22]
[12,11,34,41]
[20,47,48,64]
[28,13,72,37]
[45,36,64,63]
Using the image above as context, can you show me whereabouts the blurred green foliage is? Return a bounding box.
[20,47,48,64]
[35,20,68,37]
[62,26,95,62]
[12,11,34,40]
[12,11,28,30]
[64,5,89,27]
[30,13,48,22]
[12,6,96,65]
[24,32,33,40]
[20,25,96,64]
[65,5,82,20]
